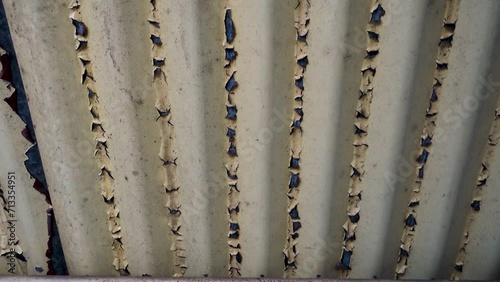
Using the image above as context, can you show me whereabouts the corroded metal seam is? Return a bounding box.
[222,4,241,277]
[148,0,186,277]
[336,0,385,276]
[68,1,128,274]
[395,0,460,278]
[450,100,500,279]
[283,0,309,278]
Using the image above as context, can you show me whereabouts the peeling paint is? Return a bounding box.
[68,1,129,275]
[337,0,385,277]
[1,46,50,275]
[148,0,185,277]
[223,5,241,277]
[450,92,500,279]
[283,0,310,278]
[0,156,25,275]
[395,0,460,278]
[1,0,499,278]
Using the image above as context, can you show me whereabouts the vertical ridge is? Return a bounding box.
[222,3,241,277]
[337,0,385,277]
[68,0,128,275]
[283,0,310,278]
[394,0,460,278]
[148,0,185,277]
[450,98,500,280]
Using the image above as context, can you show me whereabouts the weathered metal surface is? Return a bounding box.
[0,0,499,279]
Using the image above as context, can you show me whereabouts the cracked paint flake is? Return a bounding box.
[337,0,385,277]
[283,0,310,278]
[395,0,460,278]
[69,1,129,275]
[148,0,186,277]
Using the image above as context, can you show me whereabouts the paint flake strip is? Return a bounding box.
[283,0,310,278]
[69,1,129,275]
[450,88,500,280]
[395,0,460,278]
[148,0,185,276]
[337,0,385,277]
[223,5,241,277]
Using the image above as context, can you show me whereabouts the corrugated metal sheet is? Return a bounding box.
[0,0,499,279]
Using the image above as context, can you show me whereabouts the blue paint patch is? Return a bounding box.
[226,106,237,120]
[348,213,360,223]
[225,73,238,92]
[430,89,438,102]
[289,157,300,169]
[418,166,424,179]
[370,5,385,23]
[150,34,162,45]
[225,48,237,61]
[71,19,87,36]
[226,127,236,138]
[289,206,300,219]
[292,119,301,129]
[292,221,302,232]
[228,231,239,239]
[295,77,304,90]
[367,31,379,40]
[421,136,432,147]
[228,143,237,156]
[337,250,352,270]
[405,214,417,227]
[297,56,308,68]
[417,149,429,164]
[224,9,235,43]
[470,200,480,211]
[294,108,303,117]
[226,169,238,180]
[289,173,299,188]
